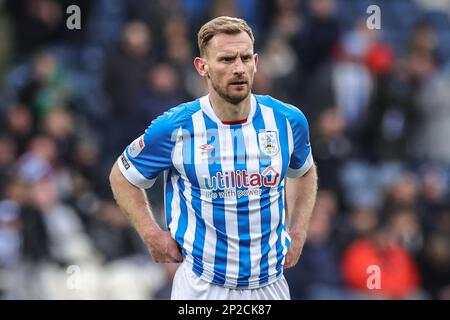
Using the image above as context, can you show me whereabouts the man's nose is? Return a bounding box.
[233,58,245,75]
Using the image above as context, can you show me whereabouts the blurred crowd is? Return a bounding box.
[0,0,449,300]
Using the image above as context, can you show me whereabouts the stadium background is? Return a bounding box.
[0,0,449,299]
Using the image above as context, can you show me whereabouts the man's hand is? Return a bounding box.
[284,235,304,269]
[284,164,317,269]
[146,230,183,263]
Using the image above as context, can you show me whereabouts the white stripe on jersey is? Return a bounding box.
[169,128,184,236]
[169,174,181,234]
[241,123,262,284]
[260,104,284,282]
[192,111,217,269]
[218,125,240,288]
[283,119,293,255]
[117,152,156,189]
[286,119,294,163]
[174,128,197,257]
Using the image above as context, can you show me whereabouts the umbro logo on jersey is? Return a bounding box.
[199,144,215,152]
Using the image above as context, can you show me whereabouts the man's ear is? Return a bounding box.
[254,53,259,73]
[194,57,209,77]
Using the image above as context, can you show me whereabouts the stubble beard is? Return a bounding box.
[210,77,251,105]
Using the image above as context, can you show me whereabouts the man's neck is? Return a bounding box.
[208,90,252,122]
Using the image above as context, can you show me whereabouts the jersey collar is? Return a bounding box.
[200,94,257,126]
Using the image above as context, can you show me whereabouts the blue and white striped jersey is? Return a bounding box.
[118,94,313,289]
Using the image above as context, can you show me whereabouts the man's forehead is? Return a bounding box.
[207,32,254,55]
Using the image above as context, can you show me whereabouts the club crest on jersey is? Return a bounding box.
[128,135,145,158]
[258,131,279,156]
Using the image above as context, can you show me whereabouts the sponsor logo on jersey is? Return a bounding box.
[204,165,280,190]
[258,131,279,156]
[120,153,130,169]
[128,135,145,158]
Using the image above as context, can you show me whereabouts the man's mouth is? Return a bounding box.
[229,81,248,85]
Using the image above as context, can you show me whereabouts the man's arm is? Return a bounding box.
[109,162,182,263]
[284,163,318,268]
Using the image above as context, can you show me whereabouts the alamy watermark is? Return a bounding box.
[66,265,82,290]
[66,5,81,30]
[366,265,381,290]
[366,5,381,30]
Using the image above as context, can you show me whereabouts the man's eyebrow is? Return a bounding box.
[217,51,254,57]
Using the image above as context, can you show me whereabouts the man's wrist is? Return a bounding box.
[141,223,163,246]
[289,227,307,243]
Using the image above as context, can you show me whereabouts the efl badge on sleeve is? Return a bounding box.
[258,131,279,156]
[128,135,145,158]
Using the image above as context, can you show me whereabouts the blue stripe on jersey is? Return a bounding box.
[252,110,272,287]
[183,116,206,277]
[174,172,188,257]
[276,184,284,276]
[273,112,290,275]
[203,114,227,286]
[165,170,174,228]
[274,112,290,179]
[232,124,251,287]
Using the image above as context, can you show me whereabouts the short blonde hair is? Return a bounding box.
[197,16,255,57]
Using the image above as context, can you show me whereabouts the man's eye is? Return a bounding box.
[222,57,234,62]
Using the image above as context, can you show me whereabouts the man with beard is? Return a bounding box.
[109,16,317,300]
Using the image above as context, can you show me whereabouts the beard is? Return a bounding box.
[210,76,252,105]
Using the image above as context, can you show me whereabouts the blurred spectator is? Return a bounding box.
[29,175,98,265]
[417,232,450,300]
[16,135,56,183]
[0,136,17,195]
[296,0,340,76]
[103,20,153,117]
[312,107,351,192]
[2,176,49,263]
[382,171,420,211]
[135,62,187,126]
[411,54,450,164]
[341,217,423,299]
[18,51,72,120]
[42,107,76,165]
[332,19,375,139]
[163,15,194,69]
[0,200,22,269]
[362,57,419,162]
[419,165,448,209]
[413,0,450,17]
[88,200,145,262]
[337,206,380,248]
[5,0,65,59]
[3,104,36,156]
[385,207,424,255]
[409,22,438,56]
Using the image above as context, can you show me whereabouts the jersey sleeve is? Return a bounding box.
[117,106,186,189]
[286,108,314,178]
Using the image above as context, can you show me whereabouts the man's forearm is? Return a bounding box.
[285,164,318,244]
[109,162,161,243]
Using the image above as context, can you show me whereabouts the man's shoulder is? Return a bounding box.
[150,98,201,128]
[254,94,307,124]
